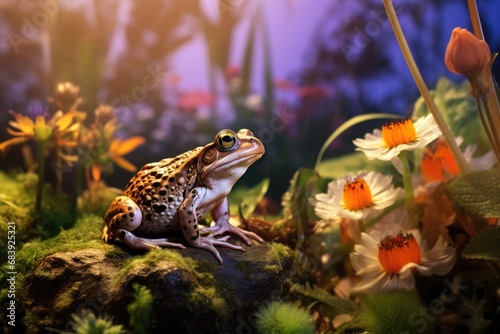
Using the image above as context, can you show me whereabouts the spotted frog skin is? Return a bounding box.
[102,129,265,263]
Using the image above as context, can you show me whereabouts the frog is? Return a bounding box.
[102,129,265,264]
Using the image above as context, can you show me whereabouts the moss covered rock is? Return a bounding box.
[23,241,292,333]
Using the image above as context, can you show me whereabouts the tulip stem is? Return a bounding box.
[466,0,483,38]
[467,0,500,161]
[382,0,471,174]
[477,96,500,162]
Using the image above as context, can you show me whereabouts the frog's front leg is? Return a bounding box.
[202,197,264,245]
[180,189,244,264]
[103,196,185,251]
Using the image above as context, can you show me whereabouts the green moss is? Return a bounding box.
[263,264,281,273]
[54,282,82,312]
[235,243,291,277]
[0,170,81,271]
[268,242,291,260]
[116,248,231,327]
[127,284,153,334]
[188,285,228,319]
[264,243,291,273]
[115,248,202,285]
[255,301,315,334]
[0,172,36,266]
[114,249,230,332]
[0,214,109,311]
[16,214,109,272]
[235,257,255,277]
[0,171,33,223]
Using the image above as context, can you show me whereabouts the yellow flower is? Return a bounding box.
[109,136,145,172]
[0,110,82,159]
[0,112,32,152]
[445,27,491,80]
[353,114,441,161]
[90,136,145,182]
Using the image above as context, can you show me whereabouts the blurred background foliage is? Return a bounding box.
[1,0,499,202]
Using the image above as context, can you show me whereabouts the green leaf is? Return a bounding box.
[463,227,500,260]
[238,178,270,219]
[413,77,488,151]
[316,151,393,179]
[356,291,433,334]
[281,168,328,224]
[279,168,330,279]
[290,282,355,315]
[314,113,401,170]
[128,284,153,334]
[446,168,500,217]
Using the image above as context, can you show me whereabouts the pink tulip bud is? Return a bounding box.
[445,27,491,80]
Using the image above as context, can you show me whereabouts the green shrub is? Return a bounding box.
[255,301,315,334]
[127,284,153,334]
[70,310,124,334]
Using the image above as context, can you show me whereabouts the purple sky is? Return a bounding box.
[170,0,330,92]
[169,0,500,99]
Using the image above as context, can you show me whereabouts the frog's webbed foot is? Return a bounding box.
[194,236,245,264]
[203,217,264,246]
[108,229,186,251]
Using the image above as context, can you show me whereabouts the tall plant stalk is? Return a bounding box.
[382,0,471,174]
[467,0,500,163]
[35,141,47,219]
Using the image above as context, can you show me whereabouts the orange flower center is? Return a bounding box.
[421,140,459,182]
[378,232,421,274]
[343,178,373,211]
[381,119,416,148]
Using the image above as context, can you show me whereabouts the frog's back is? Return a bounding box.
[121,147,203,200]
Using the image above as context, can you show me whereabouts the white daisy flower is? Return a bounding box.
[310,171,403,220]
[349,229,456,294]
[353,114,441,161]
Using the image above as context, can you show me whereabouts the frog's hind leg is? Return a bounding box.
[103,196,143,240]
[103,196,185,250]
[116,231,186,250]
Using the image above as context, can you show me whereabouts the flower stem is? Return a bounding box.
[467,0,500,162]
[382,0,471,174]
[35,140,46,220]
[476,96,500,162]
[467,0,483,38]
[399,151,416,226]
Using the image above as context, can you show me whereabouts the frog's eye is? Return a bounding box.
[215,129,238,151]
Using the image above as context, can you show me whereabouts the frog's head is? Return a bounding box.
[198,129,264,186]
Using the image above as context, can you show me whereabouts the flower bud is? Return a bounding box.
[445,27,491,80]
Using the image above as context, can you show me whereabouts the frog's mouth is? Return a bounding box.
[200,141,264,178]
[208,150,263,171]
